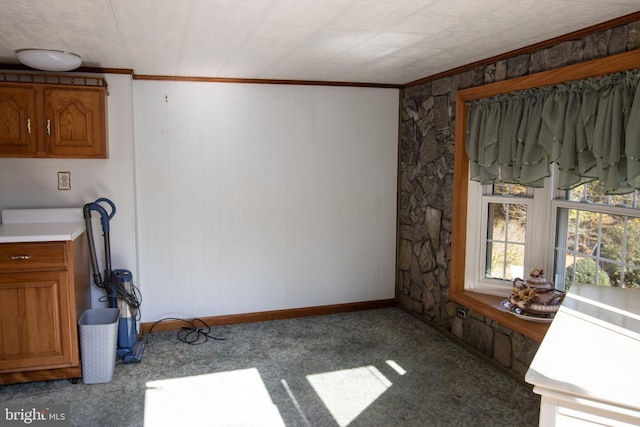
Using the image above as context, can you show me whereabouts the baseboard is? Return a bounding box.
[141,299,397,334]
[0,366,81,386]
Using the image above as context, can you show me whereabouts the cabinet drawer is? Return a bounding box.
[0,242,67,270]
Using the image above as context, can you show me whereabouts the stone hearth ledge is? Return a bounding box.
[451,290,550,342]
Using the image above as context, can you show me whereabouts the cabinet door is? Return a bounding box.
[0,86,37,156]
[0,271,75,372]
[44,87,107,158]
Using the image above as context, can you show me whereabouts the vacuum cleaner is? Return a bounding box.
[83,198,145,364]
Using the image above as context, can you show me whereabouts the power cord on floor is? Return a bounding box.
[147,317,227,345]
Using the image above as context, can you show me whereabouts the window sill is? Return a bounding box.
[450,289,549,343]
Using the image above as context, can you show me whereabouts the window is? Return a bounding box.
[450,50,640,341]
[555,182,640,291]
[465,172,640,295]
[465,176,552,295]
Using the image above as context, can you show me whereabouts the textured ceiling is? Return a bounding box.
[0,0,638,85]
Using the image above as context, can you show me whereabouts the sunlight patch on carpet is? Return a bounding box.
[386,359,406,375]
[307,366,392,427]
[144,368,285,426]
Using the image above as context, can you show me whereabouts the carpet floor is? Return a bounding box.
[0,307,539,426]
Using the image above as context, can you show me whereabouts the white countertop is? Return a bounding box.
[526,284,640,412]
[0,222,86,243]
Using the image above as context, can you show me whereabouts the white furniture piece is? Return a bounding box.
[526,283,640,426]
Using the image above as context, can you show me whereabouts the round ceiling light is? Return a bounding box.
[16,49,82,72]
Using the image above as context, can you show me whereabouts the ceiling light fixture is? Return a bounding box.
[16,49,82,72]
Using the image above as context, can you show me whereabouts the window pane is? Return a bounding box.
[561,209,577,252]
[565,256,601,287]
[567,181,639,207]
[609,192,636,208]
[558,253,575,291]
[595,261,615,287]
[493,182,528,196]
[487,241,505,278]
[575,210,600,255]
[486,241,525,280]
[626,218,640,265]
[506,244,525,280]
[486,202,527,280]
[507,204,527,243]
[567,187,583,202]
[600,214,624,261]
[486,202,505,279]
[568,182,607,204]
[488,204,505,240]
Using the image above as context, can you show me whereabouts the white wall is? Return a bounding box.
[0,74,137,306]
[0,76,399,321]
[133,81,399,321]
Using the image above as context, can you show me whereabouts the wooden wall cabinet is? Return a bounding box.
[0,237,90,385]
[0,75,108,158]
[0,85,36,156]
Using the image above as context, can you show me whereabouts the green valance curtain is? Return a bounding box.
[465,69,640,194]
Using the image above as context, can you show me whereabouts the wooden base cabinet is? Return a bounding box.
[0,237,90,385]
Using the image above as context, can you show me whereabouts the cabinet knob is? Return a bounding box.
[10,255,31,260]
[27,118,31,135]
[46,119,51,135]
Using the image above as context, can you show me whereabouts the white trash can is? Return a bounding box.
[78,308,119,384]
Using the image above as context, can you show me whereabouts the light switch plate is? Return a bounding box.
[57,171,71,190]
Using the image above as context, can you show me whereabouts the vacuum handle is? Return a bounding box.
[83,204,103,288]
[94,198,116,219]
[83,198,116,232]
[82,198,117,290]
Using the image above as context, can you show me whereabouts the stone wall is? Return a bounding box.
[397,20,640,378]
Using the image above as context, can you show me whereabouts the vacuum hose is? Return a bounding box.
[83,202,113,290]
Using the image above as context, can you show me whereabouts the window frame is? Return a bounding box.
[450,49,640,342]
[465,180,555,296]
